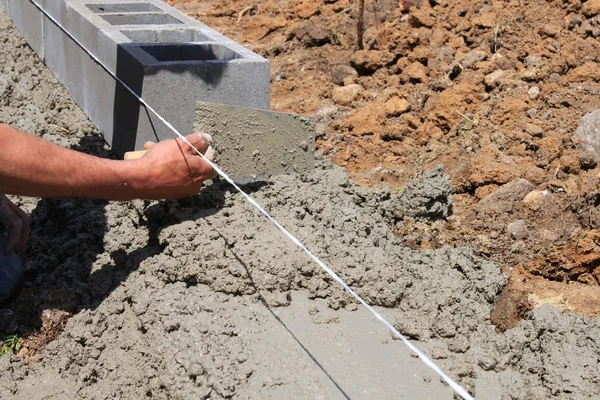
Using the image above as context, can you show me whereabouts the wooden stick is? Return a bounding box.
[124,146,214,161]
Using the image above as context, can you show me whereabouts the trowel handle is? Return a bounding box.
[124,146,214,161]
[124,150,147,160]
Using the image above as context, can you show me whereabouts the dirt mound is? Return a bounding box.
[167,0,600,320]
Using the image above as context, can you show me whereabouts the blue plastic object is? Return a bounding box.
[0,235,24,307]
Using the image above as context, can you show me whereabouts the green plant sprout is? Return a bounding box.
[0,335,22,355]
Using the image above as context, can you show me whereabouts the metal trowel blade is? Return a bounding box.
[194,101,315,181]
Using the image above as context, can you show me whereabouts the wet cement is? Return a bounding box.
[194,101,315,180]
[1,10,600,400]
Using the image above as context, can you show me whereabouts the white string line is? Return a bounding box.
[30,2,474,399]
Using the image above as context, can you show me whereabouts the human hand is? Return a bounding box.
[132,132,215,200]
[0,195,30,254]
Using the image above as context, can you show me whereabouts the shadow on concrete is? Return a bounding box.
[212,228,352,400]
[0,135,267,348]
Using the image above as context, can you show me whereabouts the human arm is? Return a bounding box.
[0,122,214,201]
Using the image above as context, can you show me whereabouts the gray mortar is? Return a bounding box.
[389,164,453,221]
[1,11,600,400]
[194,101,315,179]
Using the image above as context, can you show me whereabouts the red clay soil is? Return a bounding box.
[167,0,600,328]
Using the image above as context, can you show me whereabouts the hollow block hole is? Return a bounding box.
[101,13,183,26]
[121,28,212,43]
[140,43,242,62]
[87,3,161,14]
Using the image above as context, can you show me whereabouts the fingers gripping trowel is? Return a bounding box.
[125,101,315,183]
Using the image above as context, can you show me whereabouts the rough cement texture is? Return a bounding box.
[7,0,43,58]
[194,101,315,179]
[389,165,453,221]
[2,11,600,400]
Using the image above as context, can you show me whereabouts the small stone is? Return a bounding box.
[527,108,539,119]
[330,65,358,86]
[458,50,488,69]
[295,20,331,47]
[541,110,552,120]
[315,103,339,120]
[525,123,543,137]
[263,291,292,307]
[409,8,435,28]
[521,68,539,82]
[538,24,561,38]
[351,50,395,74]
[477,179,534,216]
[535,137,561,167]
[560,153,580,173]
[429,46,455,72]
[478,356,498,371]
[507,220,528,240]
[403,61,429,83]
[582,0,600,18]
[332,84,361,106]
[565,13,583,29]
[528,86,541,100]
[523,190,549,211]
[484,69,505,89]
[385,97,411,116]
[573,109,600,160]
[579,150,598,170]
[548,73,562,84]
[582,20,594,35]
[343,76,356,86]
[524,55,543,67]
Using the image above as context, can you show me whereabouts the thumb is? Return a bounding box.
[183,132,212,155]
[143,141,156,150]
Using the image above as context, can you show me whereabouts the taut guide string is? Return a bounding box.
[29,1,474,398]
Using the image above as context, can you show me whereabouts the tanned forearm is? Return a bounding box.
[0,123,144,200]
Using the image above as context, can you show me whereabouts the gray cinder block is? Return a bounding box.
[8,0,44,58]
[38,0,270,157]
[0,0,8,13]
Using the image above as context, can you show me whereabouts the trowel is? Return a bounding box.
[125,101,315,182]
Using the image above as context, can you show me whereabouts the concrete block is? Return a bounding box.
[10,0,273,161]
[0,0,8,13]
[8,0,44,58]
[194,102,314,179]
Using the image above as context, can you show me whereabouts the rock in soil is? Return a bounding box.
[573,109,600,161]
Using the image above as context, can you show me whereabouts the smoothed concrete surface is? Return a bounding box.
[195,101,314,179]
